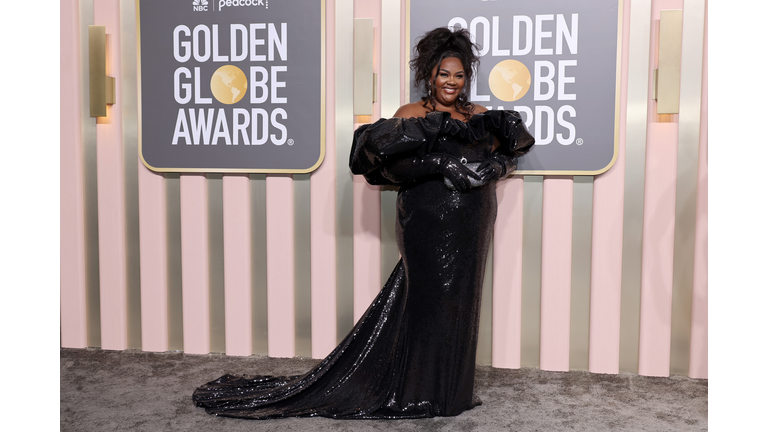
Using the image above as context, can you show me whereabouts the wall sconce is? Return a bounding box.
[353,18,376,121]
[653,10,683,114]
[89,25,116,117]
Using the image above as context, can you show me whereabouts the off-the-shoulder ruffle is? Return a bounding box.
[349,110,534,181]
[349,113,444,177]
[463,110,535,157]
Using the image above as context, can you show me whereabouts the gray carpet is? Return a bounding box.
[60,348,707,431]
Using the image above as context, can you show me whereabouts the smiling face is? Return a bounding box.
[429,57,466,109]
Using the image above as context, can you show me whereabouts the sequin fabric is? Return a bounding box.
[192,110,534,420]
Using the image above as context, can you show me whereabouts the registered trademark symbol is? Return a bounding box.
[576,138,584,146]
[287,139,294,146]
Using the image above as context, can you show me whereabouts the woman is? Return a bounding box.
[192,27,534,419]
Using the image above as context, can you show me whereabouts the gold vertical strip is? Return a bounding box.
[372,73,378,102]
[380,0,401,286]
[207,174,226,353]
[120,0,142,350]
[404,0,411,101]
[294,174,313,358]
[88,25,106,117]
[670,0,706,376]
[569,176,594,371]
[81,0,102,348]
[476,241,494,366]
[619,0,652,374]
[251,174,269,355]
[521,176,544,368]
[657,10,683,114]
[336,0,356,344]
[165,173,184,352]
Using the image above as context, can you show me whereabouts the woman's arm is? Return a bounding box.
[472,106,517,180]
[380,153,482,192]
[384,103,482,191]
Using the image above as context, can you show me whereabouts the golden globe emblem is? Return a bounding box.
[488,60,531,102]
[210,65,248,105]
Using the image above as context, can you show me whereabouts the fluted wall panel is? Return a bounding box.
[589,0,632,375]
[222,175,252,356]
[179,175,210,354]
[94,0,129,351]
[266,175,296,358]
[310,0,338,360]
[688,3,707,379]
[61,0,88,349]
[491,177,524,369]
[540,177,575,372]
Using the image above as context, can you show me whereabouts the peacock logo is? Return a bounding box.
[193,0,208,12]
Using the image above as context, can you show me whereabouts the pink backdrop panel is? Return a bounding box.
[180,175,211,354]
[492,177,525,369]
[539,177,574,372]
[310,0,338,359]
[60,0,88,348]
[638,122,679,377]
[95,0,128,351]
[266,175,296,358]
[223,175,253,356]
[138,163,169,352]
[352,0,384,324]
[588,0,631,375]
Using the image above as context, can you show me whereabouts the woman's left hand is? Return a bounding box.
[476,158,504,183]
[476,153,519,183]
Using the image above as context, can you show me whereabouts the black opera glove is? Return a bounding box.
[380,153,482,192]
[476,152,518,183]
[438,155,485,192]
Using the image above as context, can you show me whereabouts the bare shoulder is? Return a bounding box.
[393,102,428,119]
[470,104,489,114]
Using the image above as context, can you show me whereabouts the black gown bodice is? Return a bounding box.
[349,110,534,186]
[192,110,534,419]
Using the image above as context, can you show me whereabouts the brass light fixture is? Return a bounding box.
[89,25,116,117]
[353,18,375,121]
[653,10,683,114]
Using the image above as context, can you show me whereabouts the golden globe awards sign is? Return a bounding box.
[409,0,621,174]
[138,0,324,173]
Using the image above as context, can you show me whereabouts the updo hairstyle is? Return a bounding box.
[410,27,481,117]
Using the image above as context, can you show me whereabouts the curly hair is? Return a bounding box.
[410,27,481,118]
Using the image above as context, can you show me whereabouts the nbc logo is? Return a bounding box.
[193,0,208,12]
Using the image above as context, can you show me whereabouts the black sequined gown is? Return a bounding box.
[192,110,534,419]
